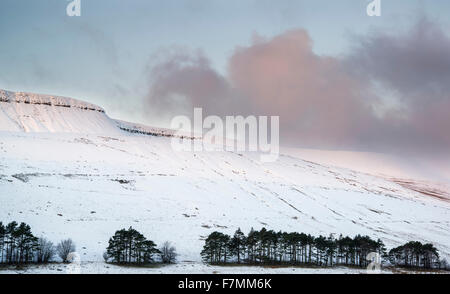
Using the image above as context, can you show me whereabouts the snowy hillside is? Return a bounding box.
[282,147,450,185]
[0,89,118,134]
[0,89,449,269]
[0,89,194,138]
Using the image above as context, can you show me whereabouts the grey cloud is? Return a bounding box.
[346,17,450,153]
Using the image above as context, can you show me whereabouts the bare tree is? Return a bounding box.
[36,237,55,263]
[160,241,177,264]
[440,259,449,270]
[56,239,76,262]
[102,251,109,263]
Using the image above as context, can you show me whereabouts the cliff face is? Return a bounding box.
[0,89,191,137]
[0,89,104,112]
[0,89,120,134]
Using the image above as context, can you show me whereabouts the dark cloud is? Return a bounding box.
[145,48,242,122]
[347,18,450,102]
[346,17,450,153]
[144,18,450,156]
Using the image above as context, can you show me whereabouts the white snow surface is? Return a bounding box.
[0,89,449,273]
[282,147,450,185]
[0,261,396,274]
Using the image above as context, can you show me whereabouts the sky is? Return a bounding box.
[1,0,450,157]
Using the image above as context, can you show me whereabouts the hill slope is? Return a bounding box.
[0,89,449,264]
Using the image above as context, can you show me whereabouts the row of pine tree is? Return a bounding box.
[0,221,75,264]
[201,228,444,269]
[0,222,177,266]
[104,227,177,264]
[389,241,441,269]
[1,221,445,270]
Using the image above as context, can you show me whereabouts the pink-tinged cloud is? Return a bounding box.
[228,29,377,148]
[145,19,450,156]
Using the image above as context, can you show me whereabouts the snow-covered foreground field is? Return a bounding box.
[2,262,449,274]
[0,261,393,274]
[1,90,450,274]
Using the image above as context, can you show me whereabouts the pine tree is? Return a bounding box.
[246,228,258,263]
[105,227,160,264]
[389,241,439,269]
[229,228,246,263]
[199,228,441,270]
[5,221,18,263]
[0,221,39,264]
[201,231,230,264]
[0,222,5,263]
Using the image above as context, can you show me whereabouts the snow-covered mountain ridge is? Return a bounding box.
[0,89,104,112]
[0,89,196,139]
[0,89,449,264]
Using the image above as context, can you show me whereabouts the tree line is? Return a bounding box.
[201,228,445,269]
[1,222,177,266]
[104,227,177,265]
[0,221,76,264]
[388,241,440,269]
[1,221,445,270]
